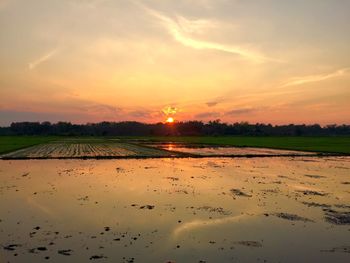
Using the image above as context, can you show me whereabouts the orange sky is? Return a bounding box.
[0,0,349,125]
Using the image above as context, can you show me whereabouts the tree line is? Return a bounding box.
[0,120,349,136]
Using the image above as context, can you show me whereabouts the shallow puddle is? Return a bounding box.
[0,157,349,262]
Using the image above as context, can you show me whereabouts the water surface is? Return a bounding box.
[0,157,349,262]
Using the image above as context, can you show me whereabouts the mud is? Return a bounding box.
[229,188,252,197]
[323,209,350,225]
[272,213,314,223]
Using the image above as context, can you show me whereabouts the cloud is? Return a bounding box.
[80,103,122,117]
[0,95,174,125]
[176,15,215,34]
[225,108,257,115]
[128,109,154,119]
[0,109,82,126]
[162,106,178,115]
[142,5,270,63]
[194,111,220,119]
[0,95,124,125]
[28,48,59,70]
[281,68,350,87]
[206,96,226,107]
[206,101,219,107]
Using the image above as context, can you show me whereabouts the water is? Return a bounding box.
[151,143,315,156]
[0,157,349,262]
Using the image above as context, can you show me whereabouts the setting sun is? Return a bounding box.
[165,117,174,123]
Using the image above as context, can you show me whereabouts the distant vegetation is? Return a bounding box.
[0,121,349,136]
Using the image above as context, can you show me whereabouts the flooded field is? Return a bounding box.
[149,143,316,157]
[1,140,322,159]
[0,157,349,262]
[1,142,177,159]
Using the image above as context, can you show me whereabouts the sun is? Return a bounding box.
[165,117,174,123]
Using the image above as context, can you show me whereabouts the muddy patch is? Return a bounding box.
[273,213,314,223]
[261,188,280,194]
[304,174,326,179]
[297,190,328,196]
[235,241,263,248]
[229,188,252,197]
[3,244,21,251]
[321,246,350,253]
[165,176,179,181]
[58,249,73,256]
[334,204,350,209]
[90,254,108,260]
[301,201,332,208]
[194,206,231,216]
[323,209,350,225]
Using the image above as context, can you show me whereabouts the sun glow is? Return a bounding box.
[166,117,174,123]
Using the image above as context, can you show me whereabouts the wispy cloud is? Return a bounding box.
[142,5,272,63]
[206,101,219,107]
[281,68,350,87]
[206,96,226,107]
[195,111,220,119]
[28,48,59,70]
[225,108,258,115]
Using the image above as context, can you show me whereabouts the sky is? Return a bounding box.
[0,0,349,126]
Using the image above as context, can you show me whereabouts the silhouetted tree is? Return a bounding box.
[1,121,349,136]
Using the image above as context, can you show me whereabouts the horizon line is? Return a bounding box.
[1,120,349,128]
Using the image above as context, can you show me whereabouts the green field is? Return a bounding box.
[0,136,58,154]
[0,136,349,155]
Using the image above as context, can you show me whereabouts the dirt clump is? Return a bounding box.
[230,188,252,197]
